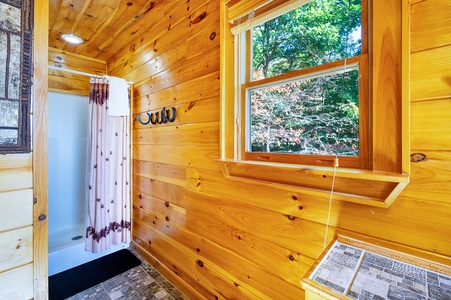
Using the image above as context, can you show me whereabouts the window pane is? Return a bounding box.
[249,69,359,156]
[8,34,21,100]
[0,100,19,127]
[252,0,362,80]
[0,129,18,145]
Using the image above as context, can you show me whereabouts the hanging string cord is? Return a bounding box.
[323,0,352,250]
[324,156,339,249]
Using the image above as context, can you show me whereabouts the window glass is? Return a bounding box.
[251,0,362,80]
[242,0,365,162]
[249,68,359,156]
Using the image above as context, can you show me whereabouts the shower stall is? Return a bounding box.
[47,92,127,276]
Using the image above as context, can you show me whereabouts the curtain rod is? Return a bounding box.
[48,65,133,85]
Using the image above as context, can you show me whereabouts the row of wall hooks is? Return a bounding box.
[137,107,177,125]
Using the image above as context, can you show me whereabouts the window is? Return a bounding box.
[220,0,408,207]
[0,0,33,153]
[234,0,368,168]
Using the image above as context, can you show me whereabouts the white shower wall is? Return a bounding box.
[47,92,89,251]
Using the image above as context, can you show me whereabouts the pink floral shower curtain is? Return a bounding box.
[85,77,131,253]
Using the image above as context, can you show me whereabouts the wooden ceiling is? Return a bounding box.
[49,0,158,62]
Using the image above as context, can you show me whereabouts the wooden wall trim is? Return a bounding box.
[401,0,411,174]
[33,0,49,299]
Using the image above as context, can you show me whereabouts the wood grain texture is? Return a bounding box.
[131,241,212,300]
[0,153,31,169]
[33,0,49,298]
[107,0,217,74]
[0,168,32,192]
[134,207,306,300]
[48,47,106,95]
[0,264,34,300]
[411,45,451,101]
[411,0,451,53]
[411,98,451,150]
[401,151,451,203]
[109,0,403,297]
[371,0,402,172]
[0,227,33,273]
[40,0,448,298]
[0,189,33,232]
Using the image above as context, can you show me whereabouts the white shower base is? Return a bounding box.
[48,223,129,276]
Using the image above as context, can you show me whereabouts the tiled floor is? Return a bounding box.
[66,249,188,300]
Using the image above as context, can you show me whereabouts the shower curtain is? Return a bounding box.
[85,77,131,253]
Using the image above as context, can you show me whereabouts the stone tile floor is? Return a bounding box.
[66,249,188,300]
[310,242,451,300]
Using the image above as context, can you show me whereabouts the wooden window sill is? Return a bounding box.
[218,159,409,208]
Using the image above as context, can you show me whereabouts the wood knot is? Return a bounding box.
[291,195,298,200]
[38,214,46,221]
[197,260,204,267]
[288,254,295,261]
[191,12,207,25]
[210,32,216,40]
[287,215,296,221]
[165,201,170,207]
[410,153,426,162]
[165,216,170,222]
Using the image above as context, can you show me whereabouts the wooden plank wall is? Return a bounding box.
[104,0,451,299]
[0,154,34,299]
[0,0,49,299]
[48,47,107,96]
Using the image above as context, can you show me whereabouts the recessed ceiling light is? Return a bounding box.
[61,34,83,44]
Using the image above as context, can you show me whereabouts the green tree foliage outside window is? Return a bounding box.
[249,0,362,157]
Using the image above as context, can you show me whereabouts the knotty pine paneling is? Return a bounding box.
[133,190,315,278]
[133,160,187,187]
[133,122,219,146]
[133,207,305,300]
[0,227,33,273]
[411,0,451,53]
[411,98,451,150]
[0,154,32,193]
[108,0,218,76]
[133,145,221,171]
[133,72,220,113]
[134,46,220,96]
[402,151,451,204]
[0,264,33,300]
[411,45,451,101]
[0,190,33,232]
[48,47,106,96]
[105,0,451,298]
[48,75,90,96]
[0,154,34,295]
